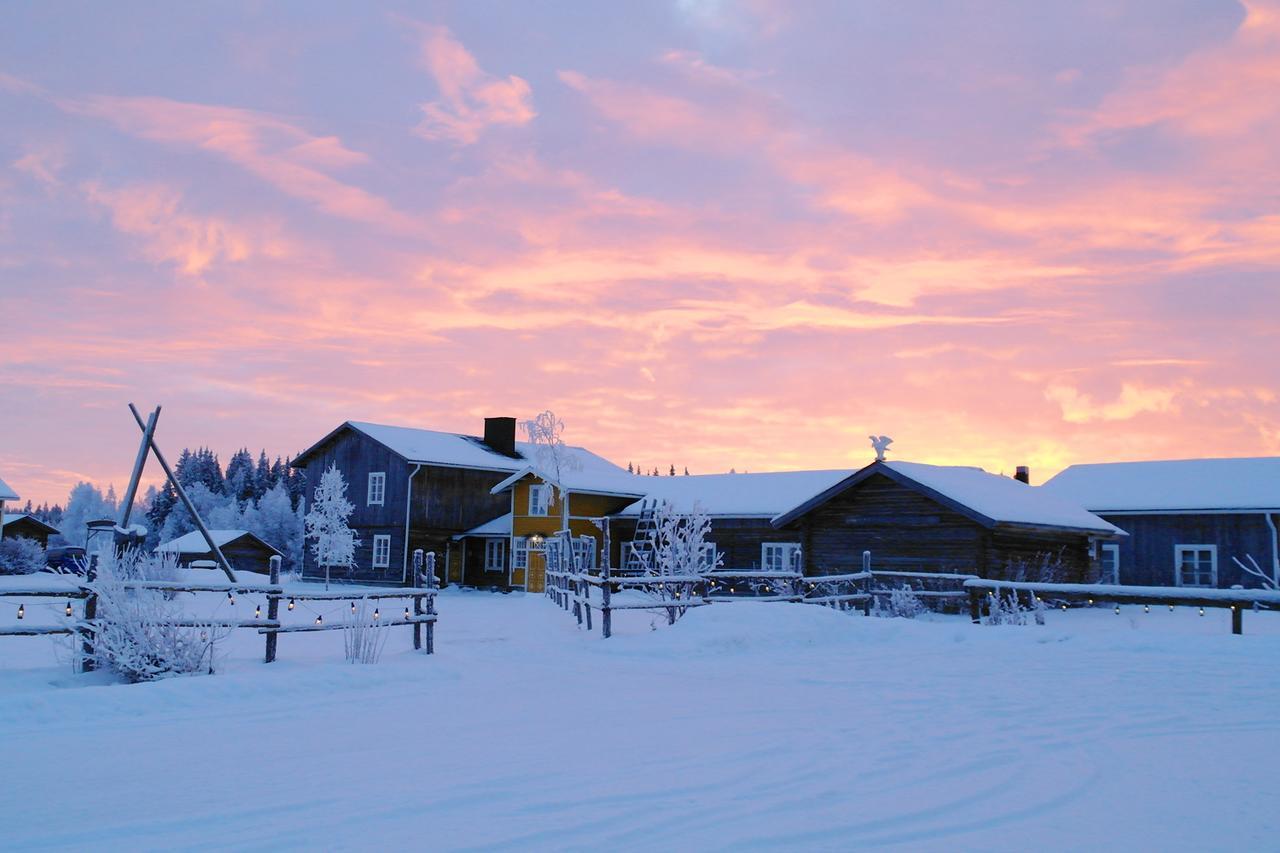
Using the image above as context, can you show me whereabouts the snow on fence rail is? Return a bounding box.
[964,578,1280,635]
[0,551,441,670]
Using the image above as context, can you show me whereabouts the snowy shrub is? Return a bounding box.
[984,588,1031,626]
[343,599,388,664]
[0,536,46,574]
[886,585,924,619]
[81,548,228,682]
[1007,550,1066,585]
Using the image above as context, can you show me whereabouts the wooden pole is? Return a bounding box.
[265,555,281,663]
[861,550,873,616]
[128,403,237,583]
[425,552,436,654]
[412,549,424,651]
[1232,605,1243,635]
[119,406,159,528]
[601,518,612,639]
[968,587,982,624]
[80,554,98,673]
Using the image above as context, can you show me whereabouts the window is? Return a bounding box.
[699,543,719,571]
[372,534,391,569]
[367,472,386,506]
[484,539,505,572]
[572,536,598,570]
[528,484,550,516]
[762,543,801,572]
[513,538,529,570]
[1099,543,1120,584]
[1175,545,1217,587]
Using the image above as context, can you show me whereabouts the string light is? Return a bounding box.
[315,615,323,626]
[404,606,410,620]
[227,592,235,606]
[288,598,295,611]
[1087,598,1094,605]
[1114,605,1121,615]
[65,601,73,617]
[350,601,357,614]
[373,608,380,620]
[1198,607,1205,617]
[16,603,24,620]
[254,605,261,619]
[1168,604,1174,612]
[1060,603,1067,611]
[1144,605,1150,614]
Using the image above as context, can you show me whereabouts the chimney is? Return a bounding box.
[1015,465,1030,485]
[483,417,518,457]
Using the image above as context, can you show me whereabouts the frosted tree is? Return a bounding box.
[254,481,305,575]
[1231,554,1278,590]
[304,463,358,589]
[645,501,720,617]
[59,481,118,546]
[522,410,581,501]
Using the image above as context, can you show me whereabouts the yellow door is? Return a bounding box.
[526,551,546,593]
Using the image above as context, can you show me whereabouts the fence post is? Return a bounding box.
[968,586,982,624]
[424,552,436,655]
[412,549,424,651]
[265,555,281,663]
[1232,605,1243,635]
[861,551,872,616]
[79,554,99,673]
[601,529,613,640]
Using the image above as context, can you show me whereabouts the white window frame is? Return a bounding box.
[484,539,505,572]
[372,534,391,569]
[762,542,801,573]
[1099,543,1120,585]
[528,484,550,517]
[367,472,386,506]
[1174,544,1217,588]
[513,538,529,570]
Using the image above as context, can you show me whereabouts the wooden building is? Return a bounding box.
[290,418,629,585]
[0,474,18,541]
[772,461,1123,581]
[157,529,283,575]
[1,513,59,548]
[1043,458,1280,589]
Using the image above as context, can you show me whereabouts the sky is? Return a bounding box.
[2,1,1278,506]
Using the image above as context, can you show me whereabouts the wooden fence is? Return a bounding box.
[965,578,1280,635]
[0,551,440,672]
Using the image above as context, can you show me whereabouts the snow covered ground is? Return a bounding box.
[2,577,1279,851]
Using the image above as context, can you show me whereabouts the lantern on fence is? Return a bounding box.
[373,608,380,620]
[404,606,410,620]
[65,601,73,617]
[254,605,261,619]
[288,597,295,611]
[16,603,24,620]
[315,615,323,626]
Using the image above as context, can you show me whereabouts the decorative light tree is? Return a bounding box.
[304,463,358,590]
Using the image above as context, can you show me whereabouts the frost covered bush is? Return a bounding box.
[82,548,227,682]
[886,585,924,619]
[343,599,389,664]
[984,589,1034,626]
[0,536,46,574]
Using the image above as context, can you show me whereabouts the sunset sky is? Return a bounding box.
[2,1,1278,506]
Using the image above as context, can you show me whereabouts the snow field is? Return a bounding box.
[1,581,1279,851]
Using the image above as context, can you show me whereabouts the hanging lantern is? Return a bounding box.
[16,603,24,620]
[1198,607,1205,617]
[254,605,261,619]
[65,601,73,618]
[1114,605,1120,615]
[1143,604,1150,614]
[373,608,380,620]
[227,591,235,605]
[315,614,323,626]
[404,606,410,620]
[350,601,357,614]
[288,598,295,611]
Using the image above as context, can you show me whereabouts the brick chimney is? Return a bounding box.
[1015,465,1030,485]
[483,417,518,457]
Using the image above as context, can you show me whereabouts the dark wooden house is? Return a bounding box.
[157,529,283,575]
[1,513,60,548]
[1043,458,1280,589]
[290,418,628,585]
[0,474,19,541]
[771,461,1123,582]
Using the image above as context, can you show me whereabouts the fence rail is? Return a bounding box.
[0,551,442,669]
[964,578,1280,634]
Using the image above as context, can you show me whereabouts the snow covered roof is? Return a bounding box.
[454,513,512,539]
[292,421,626,476]
[772,460,1123,535]
[157,529,282,556]
[1041,458,1280,512]
[614,470,857,517]
[2,513,59,534]
[0,475,17,502]
[490,463,650,499]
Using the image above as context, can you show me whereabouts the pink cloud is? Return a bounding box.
[413,25,536,144]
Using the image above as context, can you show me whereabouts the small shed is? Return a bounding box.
[452,513,513,588]
[157,530,283,575]
[1,513,60,548]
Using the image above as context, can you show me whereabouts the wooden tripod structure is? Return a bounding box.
[117,404,238,582]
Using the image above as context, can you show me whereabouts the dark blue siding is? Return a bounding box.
[1102,512,1279,588]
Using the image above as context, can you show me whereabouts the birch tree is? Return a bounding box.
[304,463,358,589]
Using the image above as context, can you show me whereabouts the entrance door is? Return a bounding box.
[526,550,547,593]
